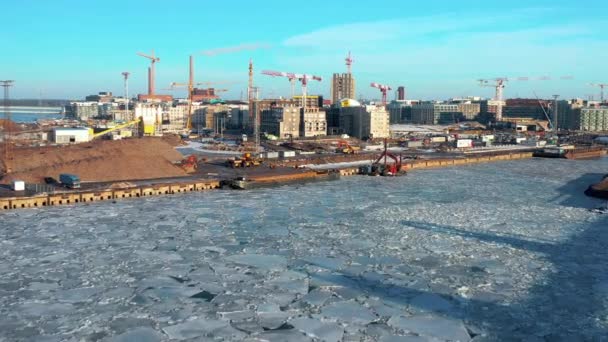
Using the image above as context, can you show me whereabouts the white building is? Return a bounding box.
[134,103,163,135]
[50,127,91,144]
[367,105,390,138]
[300,108,327,137]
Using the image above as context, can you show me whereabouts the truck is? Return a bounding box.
[59,174,81,189]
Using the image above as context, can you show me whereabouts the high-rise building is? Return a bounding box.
[397,86,406,101]
[331,73,356,104]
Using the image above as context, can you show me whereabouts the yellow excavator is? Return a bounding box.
[91,118,141,139]
[227,153,263,168]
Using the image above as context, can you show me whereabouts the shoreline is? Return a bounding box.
[0,151,536,211]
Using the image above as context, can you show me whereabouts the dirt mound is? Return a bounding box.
[0,119,22,132]
[1,137,188,184]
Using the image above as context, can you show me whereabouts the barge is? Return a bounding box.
[534,146,607,160]
[225,170,340,190]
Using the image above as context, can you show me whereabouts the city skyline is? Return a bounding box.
[1,0,607,100]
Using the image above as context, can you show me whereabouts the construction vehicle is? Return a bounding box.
[59,173,81,189]
[359,139,404,176]
[227,153,263,168]
[336,140,360,154]
[179,155,199,173]
[91,118,141,139]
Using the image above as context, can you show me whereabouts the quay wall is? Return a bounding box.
[0,180,220,211]
[0,152,534,211]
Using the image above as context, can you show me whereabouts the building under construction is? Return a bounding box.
[331,73,356,104]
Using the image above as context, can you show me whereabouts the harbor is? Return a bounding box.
[2,158,607,341]
[0,149,538,210]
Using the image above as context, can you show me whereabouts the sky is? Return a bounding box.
[1,0,607,101]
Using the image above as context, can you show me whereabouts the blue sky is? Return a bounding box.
[1,0,607,101]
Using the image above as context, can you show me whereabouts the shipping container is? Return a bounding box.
[11,180,25,191]
[265,152,279,159]
[406,140,424,148]
[456,139,473,148]
[481,135,495,142]
[430,136,447,143]
[280,151,296,158]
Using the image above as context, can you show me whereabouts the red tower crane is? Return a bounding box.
[261,70,322,108]
[345,51,353,74]
[136,50,160,95]
[370,82,392,105]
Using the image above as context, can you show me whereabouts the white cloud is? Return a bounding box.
[273,10,607,99]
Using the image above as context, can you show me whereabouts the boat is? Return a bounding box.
[225,170,340,190]
[534,145,607,159]
[585,175,608,200]
[565,146,607,160]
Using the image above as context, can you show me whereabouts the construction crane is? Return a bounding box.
[136,50,160,96]
[1,80,14,175]
[590,83,608,103]
[477,76,573,121]
[478,78,508,121]
[121,72,130,122]
[261,70,322,109]
[261,71,298,97]
[345,51,353,74]
[370,82,392,106]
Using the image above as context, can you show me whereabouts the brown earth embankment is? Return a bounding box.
[1,137,188,184]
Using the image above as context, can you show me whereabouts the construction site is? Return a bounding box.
[1,46,608,208]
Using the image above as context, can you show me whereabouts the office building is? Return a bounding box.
[300,108,327,137]
[260,105,301,139]
[65,102,99,121]
[367,105,390,138]
[568,107,608,131]
[503,99,549,120]
[411,103,462,124]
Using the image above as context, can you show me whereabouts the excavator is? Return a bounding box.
[227,153,263,168]
[336,140,360,154]
[179,155,199,173]
[359,138,405,176]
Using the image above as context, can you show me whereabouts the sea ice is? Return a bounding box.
[387,315,471,341]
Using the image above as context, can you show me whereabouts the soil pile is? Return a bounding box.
[1,137,188,184]
[0,119,22,132]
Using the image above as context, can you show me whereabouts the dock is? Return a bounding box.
[0,151,535,211]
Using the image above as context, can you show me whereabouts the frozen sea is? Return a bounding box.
[1,158,608,341]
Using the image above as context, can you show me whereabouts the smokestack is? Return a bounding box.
[148,67,153,95]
